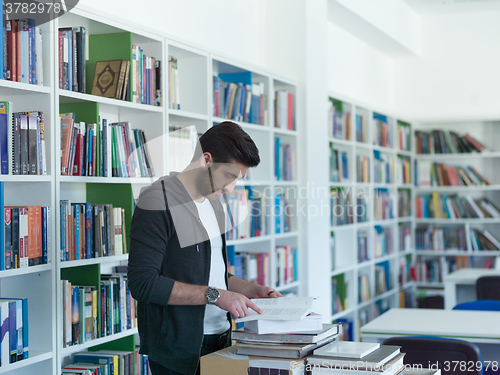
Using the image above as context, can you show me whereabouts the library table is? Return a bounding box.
[360,308,500,363]
[444,268,500,309]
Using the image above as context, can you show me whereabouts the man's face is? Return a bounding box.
[195,157,249,199]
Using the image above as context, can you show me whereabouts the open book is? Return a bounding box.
[235,297,315,323]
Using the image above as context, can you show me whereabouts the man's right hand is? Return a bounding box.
[215,289,263,319]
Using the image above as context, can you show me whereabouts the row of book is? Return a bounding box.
[415,226,467,251]
[470,227,500,251]
[133,46,161,106]
[373,114,392,148]
[0,297,28,366]
[329,146,349,182]
[0,103,47,175]
[62,349,136,375]
[58,27,86,93]
[276,245,298,287]
[356,155,369,183]
[416,193,500,219]
[274,137,295,181]
[168,56,180,109]
[275,90,295,130]
[89,59,132,102]
[358,274,370,302]
[355,114,368,143]
[398,189,411,218]
[226,247,270,287]
[396,155,411,185]
[331,276,348,315]
[61,273,136,347]
[356,194,369,223]
[274,193,292,234]
[328,99,350,140]
[330,188,354,226]
[1,204,50,270]
[416,162,490,187]
[168,126,198,173]
[223,188,268,240]
[2,19,44,85]
[213,73,266,125]
[358,230,370,262]
[373,150,393,184]
[398,222,412,251]
[374,225,394,259]
[415,129,486,154]
[60,113,155,178]
[374,189,392,221]
[397,121,411,151]
[60,201,127,262]
[375,261,391,295]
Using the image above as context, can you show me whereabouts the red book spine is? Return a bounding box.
[287,92,294,130]
[11,21,18,82]
[6,21,13,80]
[58,32,63,89]
[15,21,21,82]
[464,134,486,152]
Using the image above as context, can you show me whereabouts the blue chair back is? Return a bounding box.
[382,336,482,375]
[453,300,500,311]
[476,276,500,301]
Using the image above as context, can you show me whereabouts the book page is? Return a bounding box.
[236,297,315,322]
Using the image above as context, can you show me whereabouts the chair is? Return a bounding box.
[382,336,482,375]
[417,295,444,309]
[476,276,500,301]
[453,300,500,311]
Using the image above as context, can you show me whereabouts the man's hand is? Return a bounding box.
[254,285,283,299]
[215,290,263,319]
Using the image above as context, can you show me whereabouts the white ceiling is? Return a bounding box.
[402,0,500,15]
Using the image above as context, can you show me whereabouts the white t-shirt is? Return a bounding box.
[194,198,230,335]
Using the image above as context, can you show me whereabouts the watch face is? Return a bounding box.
[207,287,220,303]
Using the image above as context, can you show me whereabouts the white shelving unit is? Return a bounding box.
[327,92,415,341]
[0,5,302,375]
[413,120,500,300]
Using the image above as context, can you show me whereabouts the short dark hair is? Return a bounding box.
[198,121,260,167]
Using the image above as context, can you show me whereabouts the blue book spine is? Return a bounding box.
[21,299,27,359]
[239,85,246,122]
[28,19,35,84]
[0,2,3,80]
[218,71,252,86]
[41,206,47,265]
[223,82,231,119]
[293,248,298,281]
[9,301,16,364]
[20,21,25,83]
[0,113,7,175]
[0,181,3,271]
[60,202,67,262]
[275,137,280,181]
[275,193,281,234]
[85,202,92,259]
[72,204,80,260]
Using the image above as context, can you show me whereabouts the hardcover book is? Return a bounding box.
[91,60,128,99]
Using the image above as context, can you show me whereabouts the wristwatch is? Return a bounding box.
[206,287,220,305]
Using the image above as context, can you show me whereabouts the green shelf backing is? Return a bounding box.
[86,32,133,100]
[59,102,99,125]
[86,183,135,251]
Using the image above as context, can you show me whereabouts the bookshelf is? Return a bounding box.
[413,120,500,302]
[327,93,415,341]
[0,5,301,374]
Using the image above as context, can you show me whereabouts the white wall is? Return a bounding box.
[394,10,500,121]
[78,0,266,67]
[327,23,394,112]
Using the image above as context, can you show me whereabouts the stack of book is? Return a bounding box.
[415,226,467,251]
[226,246,270,287]
[374,226,393,258]
[416,193,500,219]
[61,273,136,347]
[397,155,411,184]
[275,90,295,130]
[331,188,353,226]
[0,103,47,175]
[328,98,350,140]
[357,155,370,183]
[274,192,292,233]
[58,27,86,92]
[469,226,500,251]
[276,245,298,287]
[373,151,394,184]
[3,19,44,85]
[415,129,487,154]
[274,137,295,181]
[64,350,135,375]
[307,341,404,375]
[398,189,411,218]
[213,72,266,125]
[59,201,127,262]
[233,297,338,359]
[373,114,392,148]
[416,162,490,186]
[330,145,349,182]
[397,121,411,151]
[398,222,412,251]
[0,297,29,365]
[374,189,393,221]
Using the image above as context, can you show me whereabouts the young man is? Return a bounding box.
[128,122,282,375]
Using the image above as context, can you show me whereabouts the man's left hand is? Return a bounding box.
[254,285,283,299]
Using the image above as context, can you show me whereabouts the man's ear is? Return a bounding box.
[199,152,213,168]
